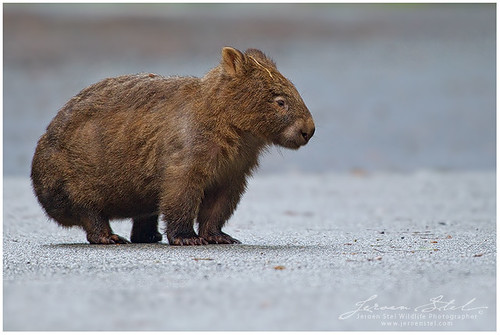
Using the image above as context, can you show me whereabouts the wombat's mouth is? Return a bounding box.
[277,137,305,150]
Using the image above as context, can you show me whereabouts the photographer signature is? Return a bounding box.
[339,295,488,320]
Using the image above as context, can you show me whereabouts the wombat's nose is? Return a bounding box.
[301,126,315,142]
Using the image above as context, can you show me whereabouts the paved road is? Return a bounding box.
[3,172,495,330]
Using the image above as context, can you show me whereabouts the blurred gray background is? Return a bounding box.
[3,3,496,176]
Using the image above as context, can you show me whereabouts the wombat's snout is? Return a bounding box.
[299,116,316,145]
[279,116,315,149]
[301,122,315,143]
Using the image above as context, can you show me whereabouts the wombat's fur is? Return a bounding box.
[31,47,315,245]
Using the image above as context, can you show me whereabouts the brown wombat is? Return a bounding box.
[31,47,315,245]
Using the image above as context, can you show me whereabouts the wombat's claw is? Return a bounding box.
[202,233,241,245]
[170,236,208,246]
[110,234,131,244]
[88,234,130,244]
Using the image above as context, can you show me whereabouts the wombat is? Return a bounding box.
[31,47,315,245]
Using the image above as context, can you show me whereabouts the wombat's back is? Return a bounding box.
[45,74,198,142]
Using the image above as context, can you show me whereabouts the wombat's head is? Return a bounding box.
[219,47,315,150]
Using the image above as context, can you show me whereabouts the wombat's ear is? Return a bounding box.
[221,47,245,76]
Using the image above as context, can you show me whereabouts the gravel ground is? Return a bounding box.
[3,171,495,331]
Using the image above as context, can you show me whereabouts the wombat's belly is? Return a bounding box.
[101,195,160,219]
[64,159,162,219]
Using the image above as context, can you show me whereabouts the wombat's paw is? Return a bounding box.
[131,232,163,243]
[88,234,131,245]
[169,235,208,246]
[202,232,241,245]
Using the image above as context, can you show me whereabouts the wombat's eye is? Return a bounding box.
[274,97,288,110]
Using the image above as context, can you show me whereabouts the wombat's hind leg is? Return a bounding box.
[82,214,130,244]
[131,215,162,243]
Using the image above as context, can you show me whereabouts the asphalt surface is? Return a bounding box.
[3,171,495,331]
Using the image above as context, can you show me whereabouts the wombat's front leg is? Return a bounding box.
[160,178,208,246]
[197,181,245,244]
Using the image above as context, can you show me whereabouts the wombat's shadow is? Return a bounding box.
[44,243,321,252]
